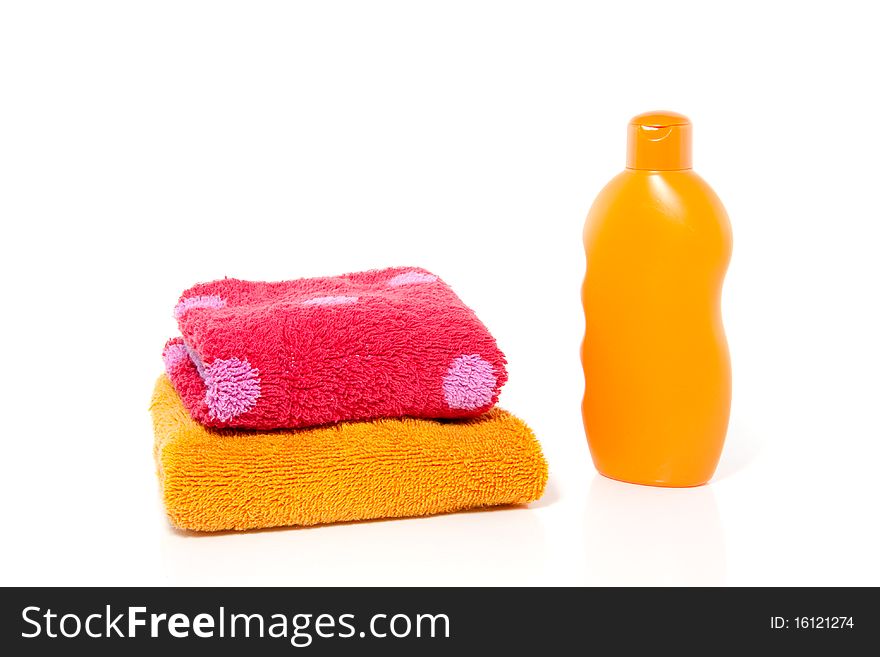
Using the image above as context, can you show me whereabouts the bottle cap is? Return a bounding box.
[626,111,692,171]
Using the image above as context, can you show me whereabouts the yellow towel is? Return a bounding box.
[151,376,547,531]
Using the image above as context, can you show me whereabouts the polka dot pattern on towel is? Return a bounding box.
[204,357,261,422]
[443,354,497,410]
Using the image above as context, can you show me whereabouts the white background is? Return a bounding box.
[1,1,878,586]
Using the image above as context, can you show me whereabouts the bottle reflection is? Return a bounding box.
[584,474,726,585]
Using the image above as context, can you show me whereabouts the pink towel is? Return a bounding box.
[162,267,507,429]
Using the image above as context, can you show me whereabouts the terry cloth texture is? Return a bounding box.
[151,375,547,532]
[164,266,507,429]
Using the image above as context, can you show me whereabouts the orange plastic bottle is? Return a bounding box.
[581,111,732,487]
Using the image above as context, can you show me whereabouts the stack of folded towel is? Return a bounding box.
[151,266,547,531]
